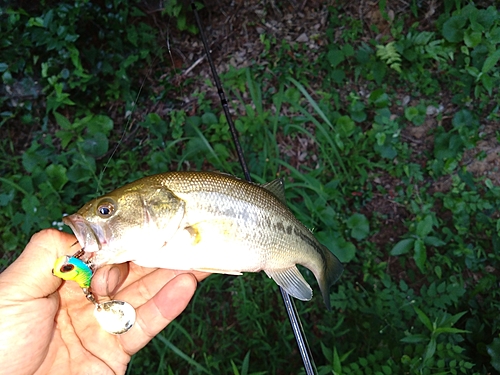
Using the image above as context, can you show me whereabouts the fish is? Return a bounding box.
[63,171,343,309]
[52,255,94,289]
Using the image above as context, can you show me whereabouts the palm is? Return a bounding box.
[0,230,208,375]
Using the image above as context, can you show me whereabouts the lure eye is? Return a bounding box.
[60,264,74,273]
[97,200,115,218]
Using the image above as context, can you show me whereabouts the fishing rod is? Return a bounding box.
[190,2,318,374]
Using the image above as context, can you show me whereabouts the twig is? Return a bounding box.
[182,55,206,76]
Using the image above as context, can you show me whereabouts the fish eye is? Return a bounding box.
[60,264,74,273]
[97,199,115,218]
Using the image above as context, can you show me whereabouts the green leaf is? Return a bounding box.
[482,49,500,74]
[346,213,370,240]
[382,365,392,375]
[330,69,346,84]
[334,133,344,150]
[53,111,72,130]
[21,195,40,233]
[452,109,474,128]
[321,342,333,364]
[333,346,342,374]
[390,238,415,256]
[240,351,250,375]
[481,73,493,96]
[416,215,433,238]
[316,232,356,263]
[87,115,114,136]
[327,48,345,68]
[444,310,468,326]
[375,132,386,146]
[230,359,240,375]
[414,306,433,332]
[424,236,446,247]
[349,101,366,123]
[144,113,167,137]
[201,112,218,125]
[0,190,14,206]
[155,335,210,374]
[414,239,427,272]
[82,132,109,158]
[423,338,437,364]
[342,43,354,57]
[463,30,482,47]
[55,130,75,149]
[336,115,355,137]
[442,15,467,43]
[434,132,464,161]
[375,143,397,159]
[67,164,90,183]
[400,334,428,343]
[434,327,469,335]
[22,151,41,173]
[434,265,442,278]
[369,89,390,108]
[45,164,68,191]
[491,24,500,44]
[487,338,500,372]
[404,107,419,122]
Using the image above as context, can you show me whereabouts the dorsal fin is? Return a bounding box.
[262,178,286,204]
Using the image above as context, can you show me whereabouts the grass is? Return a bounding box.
[1,0,500,374]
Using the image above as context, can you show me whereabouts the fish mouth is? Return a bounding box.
[63,214,107,262]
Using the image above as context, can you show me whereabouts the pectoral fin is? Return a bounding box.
[185,225,202,244]
[184,220,236,246]
[265,267,313,301]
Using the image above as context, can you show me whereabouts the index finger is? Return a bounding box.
[118,272,198,355]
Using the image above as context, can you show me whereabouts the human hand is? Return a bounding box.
[0,229,209,375]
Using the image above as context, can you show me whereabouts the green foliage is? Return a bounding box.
[487,338,500,372]
[376,42,402,73]
[2,0,500,374]
[1,0,164,123]
[404,104,426,126]
[439,4,500,102]
[162,0,199,34]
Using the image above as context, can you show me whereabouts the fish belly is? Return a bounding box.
[131,220,265,273]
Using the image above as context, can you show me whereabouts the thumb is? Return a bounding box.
[0,229,79,300]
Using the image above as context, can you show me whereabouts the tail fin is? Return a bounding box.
[318,244,343,310]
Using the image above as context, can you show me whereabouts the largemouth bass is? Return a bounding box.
[63,171,343,309]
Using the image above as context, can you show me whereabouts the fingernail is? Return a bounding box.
[106,266,121,296]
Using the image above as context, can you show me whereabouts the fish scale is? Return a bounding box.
[63,171,343,309]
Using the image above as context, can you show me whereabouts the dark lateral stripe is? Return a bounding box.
[269,220,325,265]
[293,226,327,267]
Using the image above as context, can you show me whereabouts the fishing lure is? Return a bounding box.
[52,254,136,335]
[52,255,93,289]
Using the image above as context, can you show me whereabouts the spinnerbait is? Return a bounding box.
[52,250,136,335]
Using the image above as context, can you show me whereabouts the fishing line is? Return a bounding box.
[190,2,251,182]
[96,70,149,195]
[190,2,317,374]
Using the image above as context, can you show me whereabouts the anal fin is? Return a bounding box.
[194,268,243,276]
[264,267,313,301]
